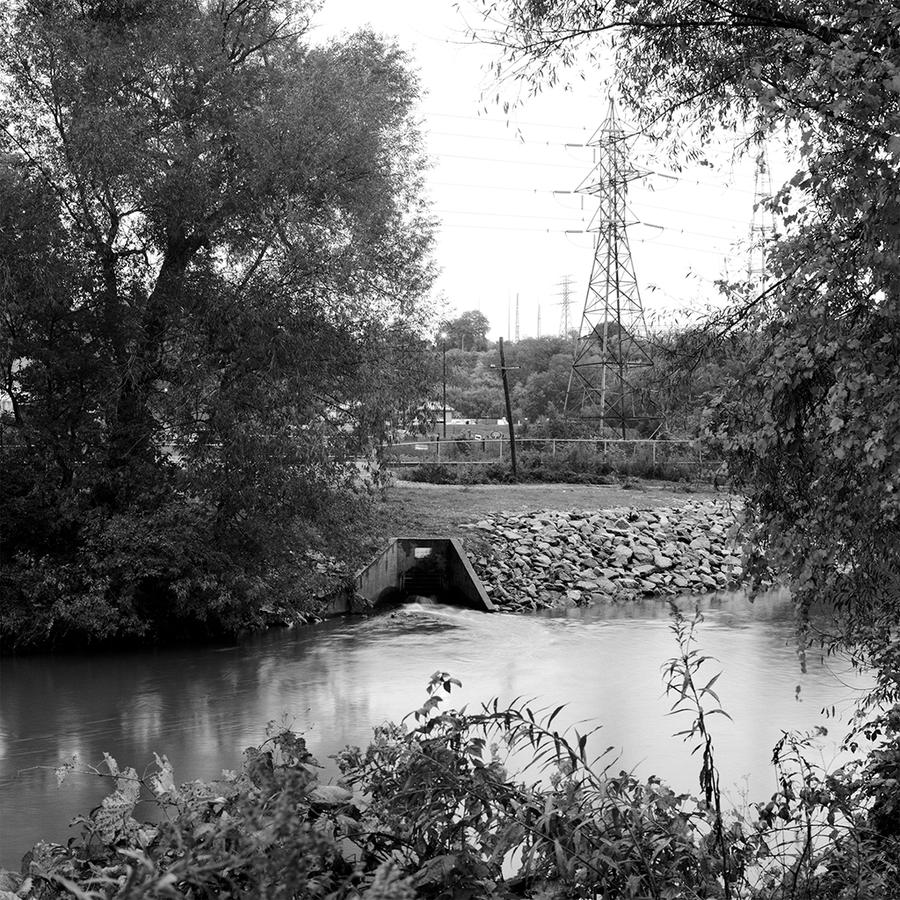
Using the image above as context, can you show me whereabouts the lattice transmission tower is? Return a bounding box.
[564,99,655,437]
[557,274,574,340]
[747,147,775,290]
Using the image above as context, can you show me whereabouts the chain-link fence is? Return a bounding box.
[383,437,722,480]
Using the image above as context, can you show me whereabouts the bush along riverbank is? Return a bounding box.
[3,668,899,899]
[464,500,746,611]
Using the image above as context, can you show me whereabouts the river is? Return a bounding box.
[0,590,870,868]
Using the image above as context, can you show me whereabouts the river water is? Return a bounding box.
[0,590,870,868]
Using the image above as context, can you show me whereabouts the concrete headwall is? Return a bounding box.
[353,538,493,612]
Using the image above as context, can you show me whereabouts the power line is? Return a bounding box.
[437,151,598,169]
[428,129,762,182]
[430,181,753,225]
[437,209,743,241]
[435,208,580,221]
[435,151,759,193]
[435,221,734,255]
[422,110,590,131]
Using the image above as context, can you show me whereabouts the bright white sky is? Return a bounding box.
[312,0,790,340]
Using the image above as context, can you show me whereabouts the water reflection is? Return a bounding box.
[0,590,870,867]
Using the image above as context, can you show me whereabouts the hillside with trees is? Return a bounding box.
[431,310,745,437]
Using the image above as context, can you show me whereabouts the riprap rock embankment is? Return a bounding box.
[465,500,744,611]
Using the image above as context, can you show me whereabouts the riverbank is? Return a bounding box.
[346,481,748,614]
[459,499,744,611]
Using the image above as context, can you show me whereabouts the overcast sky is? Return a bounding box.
[312,0,788,341]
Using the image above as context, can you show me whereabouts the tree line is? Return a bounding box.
[429,310,752,438]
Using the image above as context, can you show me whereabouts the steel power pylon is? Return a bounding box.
[564,99,655,437]
[747,147,775,289]
[557,274,574,340]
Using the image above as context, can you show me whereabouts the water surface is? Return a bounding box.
[0,591,869,867]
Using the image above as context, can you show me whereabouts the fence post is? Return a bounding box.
[499,438,503,459]
[552,439,556,456]
[652,442,657,468]
[437,437,441,462]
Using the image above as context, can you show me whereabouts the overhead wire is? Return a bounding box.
[434,206,746,239]
[432,151,759,194]
[429,180,753,226]
[435,208,580,221]
[436,221,733,256]
[422,109,591,131]
[429,130,762,183]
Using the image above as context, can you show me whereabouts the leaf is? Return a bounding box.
[547,704,566,727]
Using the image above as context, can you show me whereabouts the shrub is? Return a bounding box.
[401,463,457,484]
[9,671,900,899]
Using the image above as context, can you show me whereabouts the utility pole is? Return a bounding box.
[441,336,447,438]
[491,338,520,480]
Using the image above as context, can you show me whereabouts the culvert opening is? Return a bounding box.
[354,538,494,613]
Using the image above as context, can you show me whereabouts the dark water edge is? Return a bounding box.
[0,589,871,869]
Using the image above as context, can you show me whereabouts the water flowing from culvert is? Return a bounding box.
[0,589,871,867]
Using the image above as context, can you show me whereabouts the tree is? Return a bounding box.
[440,310,491,350]
[513,354,571,422]
[0,0,435,649]
[479,1,900,664]
[444,350,505,419]
[628,326,759,438]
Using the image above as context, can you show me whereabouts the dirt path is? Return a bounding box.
[374,479,724,537]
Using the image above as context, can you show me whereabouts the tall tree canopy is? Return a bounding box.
[440,309,491,350]
[479,0,900,663]
[0,0,435,649]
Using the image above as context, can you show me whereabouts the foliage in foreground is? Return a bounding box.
[0,0,435,650]
[7,646,900,899]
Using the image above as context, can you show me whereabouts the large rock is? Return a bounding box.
[467,499,744,613]
[631,543,655,563]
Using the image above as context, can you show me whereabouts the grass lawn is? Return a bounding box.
[371,478,724,539]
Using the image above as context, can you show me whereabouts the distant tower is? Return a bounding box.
[564,99,655,437]
[536,303,541,338]
[514,294,520,343]
[558,274,574,339]
[747,148,775,289]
